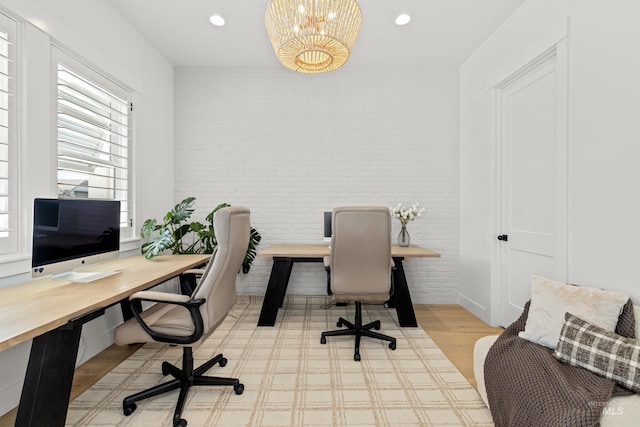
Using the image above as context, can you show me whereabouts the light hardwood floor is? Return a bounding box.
[414,304,503,388]
[0,304,502,426]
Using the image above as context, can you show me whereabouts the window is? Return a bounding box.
[0,12,17,255]
[56,51,133,238]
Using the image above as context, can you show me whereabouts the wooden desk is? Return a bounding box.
[257,244,440,327]
[0,254,209,427]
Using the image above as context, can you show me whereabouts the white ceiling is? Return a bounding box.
[106,0,527,69]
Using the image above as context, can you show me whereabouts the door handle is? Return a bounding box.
[497,234,508,241]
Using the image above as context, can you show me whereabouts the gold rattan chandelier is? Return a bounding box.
[265,0,362,74]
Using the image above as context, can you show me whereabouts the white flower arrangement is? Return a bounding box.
[389,203,425,225]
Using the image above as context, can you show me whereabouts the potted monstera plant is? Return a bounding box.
[140,197,261,274]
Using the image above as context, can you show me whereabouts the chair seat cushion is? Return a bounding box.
[114,302,196,346]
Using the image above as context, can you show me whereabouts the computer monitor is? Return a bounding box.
[323,211,332,241]
[31,198,121,282]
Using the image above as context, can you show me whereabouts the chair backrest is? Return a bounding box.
[192,206,250,333]
[330,206,392,303]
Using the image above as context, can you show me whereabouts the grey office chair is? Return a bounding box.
[320,206,397,361]
[114,206,251,427]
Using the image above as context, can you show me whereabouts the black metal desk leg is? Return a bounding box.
[15,322,83,427]
[258,257,294,326]
[120,299,143,321]
[16,308,104,427]
[391,257,418,327]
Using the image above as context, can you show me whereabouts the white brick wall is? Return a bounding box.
[174,67,459,303]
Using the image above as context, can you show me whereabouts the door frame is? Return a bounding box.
[490,38,569,327]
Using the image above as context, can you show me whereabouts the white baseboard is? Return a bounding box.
[0,340,31,417]
[0,378,22,417]
[457,292,492,325]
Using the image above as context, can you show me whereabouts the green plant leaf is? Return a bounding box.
[170,197,196,223]
[195,226,216,254]
[141,228,172,259]
[189,221,205,233]
[242,227,262,274]
[140,218,158,239]
[173,223,192,240]
[172,224,193,253]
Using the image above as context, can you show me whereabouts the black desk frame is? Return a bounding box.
[14,299,145,427]
[257,256,418,327]
[16,308,105,426]
[11,257,207,427]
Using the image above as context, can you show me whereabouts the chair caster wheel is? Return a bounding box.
[354,353,361,362]
[320,336,327,344]
[337,321,342,327]
[161,361,171,376]
[174,418,187,427]
[389,341,396,350]
[123,402,136,416]
[219,357,227,367]
[235,383,244,395]
[374,321,381,330]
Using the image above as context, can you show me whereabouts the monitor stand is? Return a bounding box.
[52,270,121,283]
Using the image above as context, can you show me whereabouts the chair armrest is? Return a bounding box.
[183,268,206,275]
[129,290,192,304]
[127,291,206,345]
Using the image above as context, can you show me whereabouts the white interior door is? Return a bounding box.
[495,45,568,326]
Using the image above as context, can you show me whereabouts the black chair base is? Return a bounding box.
[320,301,396,361]
[122,346,243,427]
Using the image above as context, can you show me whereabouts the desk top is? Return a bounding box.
[259,244,441,259]
[0,254,210,352]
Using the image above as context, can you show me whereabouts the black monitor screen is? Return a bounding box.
[32,198,120,269]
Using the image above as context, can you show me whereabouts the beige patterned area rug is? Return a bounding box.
[66,295,493,426]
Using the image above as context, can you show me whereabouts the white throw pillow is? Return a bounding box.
[518,275,629,349]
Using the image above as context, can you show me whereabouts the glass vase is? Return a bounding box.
[398,224,410,247]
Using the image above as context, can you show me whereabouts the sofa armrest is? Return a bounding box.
[473,335,500,408]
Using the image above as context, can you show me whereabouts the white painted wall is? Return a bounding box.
[0,0,174,415]
[174,67,460,304]
[459,0,640,324]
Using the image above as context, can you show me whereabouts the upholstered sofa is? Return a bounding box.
[473,302,640,426]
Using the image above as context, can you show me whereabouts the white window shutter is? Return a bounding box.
[56,55,132,238]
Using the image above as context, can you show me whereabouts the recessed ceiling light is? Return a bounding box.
[209,14,225,27]
[395,14,411,26]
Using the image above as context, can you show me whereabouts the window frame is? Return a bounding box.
[0,11,19,257]
[53,47,134,239]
